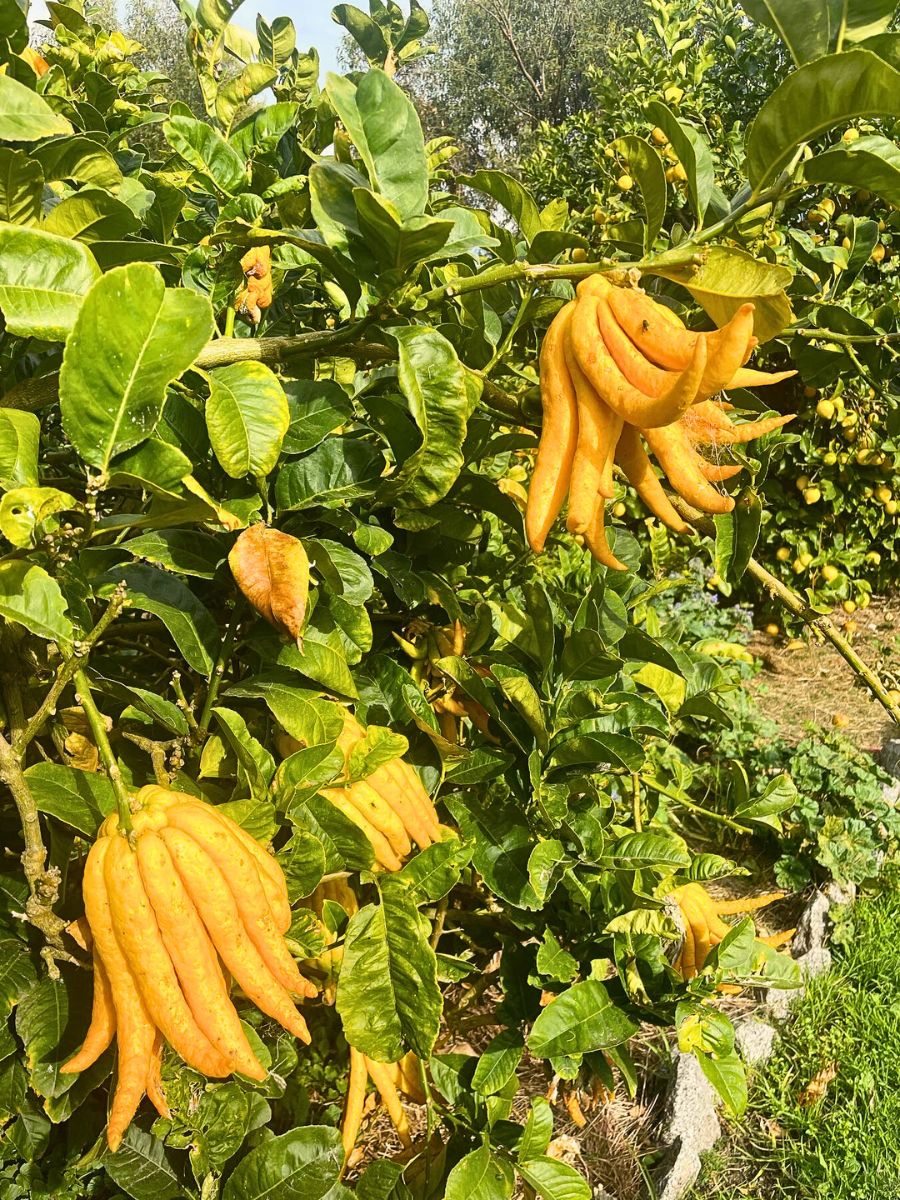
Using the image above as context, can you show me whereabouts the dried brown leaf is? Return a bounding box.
[228,523,309,645]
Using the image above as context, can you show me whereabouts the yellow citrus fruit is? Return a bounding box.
[795,475,810,491]
[800,552,814,567]
[820,198,836,217]
[832,712,851,728]
[823,452,838,465]
[872,243,886,263]
[612,501,626,518]
[866,551,882,565]
[841,236,852,250]
[821,564,839,582]
[792,558,805,574]
[571,247,588,262]
[664,85,684,104]
[887,500,899,514]
[616,173,634,191]
[876,486,893,504]
[842,599,857,614]
[776,547,791,562]
[593,208,609,225]
[765,623,780,637]
[816,399,835,419]
[842,127,860,143]
[858,593,871,610]
[803,487,822,504]
[651,126,668,145]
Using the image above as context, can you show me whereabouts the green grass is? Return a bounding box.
[694,889,900,1200]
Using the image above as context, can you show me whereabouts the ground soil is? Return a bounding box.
[746,594,900,751]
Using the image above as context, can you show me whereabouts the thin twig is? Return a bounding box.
[71,668,133,831]
[641,775,753,835]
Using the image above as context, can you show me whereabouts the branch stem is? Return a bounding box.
[72,668,132,831]
[641,775,753,834]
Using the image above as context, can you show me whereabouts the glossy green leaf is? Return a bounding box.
[283,380,353,455]
[647,245,792,343]
[696,1050,748,1117]
[164,115,247,195]
[42,188,139,242]
[0,408,39,489]
[24,762,116,836]
[0,223,99,341]
[645,101,715,223]
[59,264,213,470]
[326,68,427,220]
[332,4,389,61]
[446,794,540,910]
[527,980,638,1058]
[336,876,441,1061]
[397,836,472,903]
[446,1145,514,1200]
[0,147,41,225]
[276,438,384,511]
[746,48,900,190]
[0,72,72,141]
[0,486,79,547]
[216,64,277,132]
[206,362,290,479]
[460,169,542,241]
[0,939,37,1014]
[516,1158,590,1200]
[121,529,225,578]
[471,1029,524,1096]
[603,832,691,870]
[386,325,471,507]
[0,560,72,642]
[33,136,123,189]
[804,133,900,206]
[611,135,667,251]
[222,1126,343,1200]
[107,564,219,675]
[741,0,837,65]
[714,488,762,585]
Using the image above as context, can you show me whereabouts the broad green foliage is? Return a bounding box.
[523,0,900,605]
[0,0,890,1196]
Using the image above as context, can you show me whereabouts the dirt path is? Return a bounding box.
[746,596,899,752]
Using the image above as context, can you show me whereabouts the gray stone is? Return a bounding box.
[792,891,831,956]
[880,739,900,780]
[766,982,802,1021]
[734,1018,778,1066]
[823,880,856,908]
[593,1188,619,1200]
[655,1145,703,1200]
[660,1051,721,1152]
[797,945,832,979]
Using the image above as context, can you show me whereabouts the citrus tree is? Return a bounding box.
[525,0,900,615]
[0,0,895,1196]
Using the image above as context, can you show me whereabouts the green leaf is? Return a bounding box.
[527,981,637,1058]
[460,169,542,241]
[275,438,384,511]
[397,836,472,903]
[103,1126,189,1200]
[107,564,219,675]
[645,102,715,223]
[446,1145,514,1200]
[24,762,116,836]
[0,408,39,489]
[746,48,900,190]
[223,1123,345,1200]
[229,675,343,747]
[549,732,645,773]
[516,1158,590,1200]
[331,4,389,61]
[59,264,213,471]
[714,488,762,585]
[121,529,225,578]
[387,326,471,507]
[283,380,353,455]
[519,1096,554,1160]
[491,664,549,752]
[0,486,79,548]
[611,135,667,251]
[33,136,123,189]
[446,794,540,910]
[0,222,99,341]
[741,0,837,66]
[215,64,277,132]
[206,362,289,479]
[0,560,72,642]
[603,832,691,870]
[42,188,140,243]
[472,1029,524,1096]
[0,939,37,1013]
[0,147,41,224]
[164,115,247,196]
[196,0,243,31]
[326,69,427,220]
[354,189,453,270]
[804,133,900,206]
[695,1050,748,1117]
[0,72,72,141]
[336,876,441,1061]
[647,245,793,343]
[535,931,578,985]
[213,707,276,800]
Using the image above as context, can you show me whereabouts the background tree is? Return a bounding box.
[124,0,206,112]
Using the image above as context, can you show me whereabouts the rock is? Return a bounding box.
[734,1018,778,1066]
[797,945,832,979]
[655,1144,703,1200]
[594,1188,619,1200]
[792,891,831,957]
[823,880,856,908]
[880,739,900,780]
[653,1051,721,1200]
[766,983,800,1021]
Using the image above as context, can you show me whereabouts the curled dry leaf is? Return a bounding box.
[228,523,309,646]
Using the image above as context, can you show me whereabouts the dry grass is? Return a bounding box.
[746,595,900,750]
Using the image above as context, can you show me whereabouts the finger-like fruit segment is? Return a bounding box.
[565,335,623,528]
[320,787,404,871]
[82,839,157,1152]
[615,425,689,533]
[525,302,579,553]
[696,303,755,396]
[583,501,628,570]
[166,805,312,998]
[342,1047,368,1159]
[725,366,797,390]
[346,779,412,859]
[136,830,266,1081]
[572,293,707,427]
[365,1057,413,1148]
[104,834,232,1078]
[608,286,754,372]
[595,292,685,397]
[642,424,736,514]
[145,1032,170,1119]
[61,950,116,1073]
[160,826,312,1043]
[696,459,743,482]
